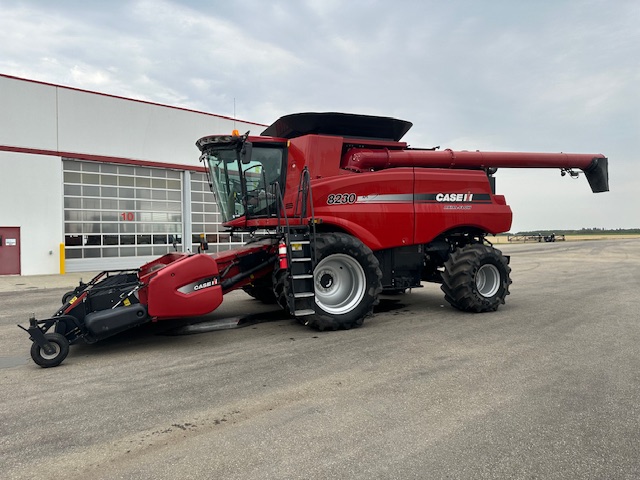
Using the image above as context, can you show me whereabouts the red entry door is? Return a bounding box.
[0,227,21,275]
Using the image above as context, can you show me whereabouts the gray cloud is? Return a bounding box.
[0,0,637,230]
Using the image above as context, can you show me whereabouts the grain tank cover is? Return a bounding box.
[261,112,413,141]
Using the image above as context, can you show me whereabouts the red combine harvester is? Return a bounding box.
[19,113,609,367]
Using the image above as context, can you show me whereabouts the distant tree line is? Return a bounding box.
[508,228,640,236]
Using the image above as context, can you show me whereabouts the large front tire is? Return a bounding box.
[273,268,291,315]
[441,243,511,312]
[306,233,382,331]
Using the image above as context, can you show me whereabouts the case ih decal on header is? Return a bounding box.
[20,112,609,367]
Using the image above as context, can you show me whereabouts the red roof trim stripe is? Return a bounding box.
[0,145,207,173]
[0,73,267,128]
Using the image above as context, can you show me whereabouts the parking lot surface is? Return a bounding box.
[1,239,639,479]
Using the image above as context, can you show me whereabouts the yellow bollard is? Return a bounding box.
[59,243,65,275]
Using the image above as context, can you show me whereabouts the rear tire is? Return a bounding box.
[30,333,70,368]
[306,233,382,331]
[441,243,511,312]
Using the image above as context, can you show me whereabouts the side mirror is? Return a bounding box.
[241,141,253,164]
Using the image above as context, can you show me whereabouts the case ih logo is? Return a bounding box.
[413,193,492,204]
[193,279,216,291]
[436,193,474,202]
[177,277,219,294]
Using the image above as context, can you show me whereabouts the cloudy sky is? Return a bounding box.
[1,0,638,232]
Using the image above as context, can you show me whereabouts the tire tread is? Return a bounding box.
[441,243,511,312]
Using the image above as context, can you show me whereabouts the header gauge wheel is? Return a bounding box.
[30,333,70,368]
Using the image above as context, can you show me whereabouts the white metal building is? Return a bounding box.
[0,74,263,275]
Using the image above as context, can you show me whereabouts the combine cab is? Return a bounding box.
[19,112,609,367]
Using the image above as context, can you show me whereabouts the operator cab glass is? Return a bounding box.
[203,143,285,223]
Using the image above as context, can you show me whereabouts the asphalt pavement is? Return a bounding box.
[1,239,639,479]
[0,271,100,293]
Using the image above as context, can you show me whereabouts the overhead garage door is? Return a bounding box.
[63,159,183,271]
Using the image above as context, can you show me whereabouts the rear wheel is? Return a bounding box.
[306,233,382,331]
[30,333,70,368]
[441,243,511,312]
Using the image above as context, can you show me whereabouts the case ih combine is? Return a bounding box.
[19,113,609,367]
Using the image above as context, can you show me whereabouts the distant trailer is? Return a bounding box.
[508,234,565,243]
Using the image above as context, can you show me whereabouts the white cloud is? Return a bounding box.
[69,65,112,87]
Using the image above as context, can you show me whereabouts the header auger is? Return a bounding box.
[20,112,608,367]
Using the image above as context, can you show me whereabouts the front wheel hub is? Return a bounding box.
[319,273,333,289]
[40,343,61,359]
[314,254,366,315]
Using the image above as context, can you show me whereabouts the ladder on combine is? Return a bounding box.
[276,167,317,318]
[285,228,315,317]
